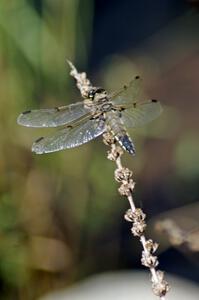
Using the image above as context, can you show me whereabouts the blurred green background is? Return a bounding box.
[0,0,199,299]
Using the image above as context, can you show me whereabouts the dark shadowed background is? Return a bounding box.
[0,0,199,299]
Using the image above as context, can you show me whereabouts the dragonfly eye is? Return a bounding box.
[88,87,106,99]
[88,89,96,99]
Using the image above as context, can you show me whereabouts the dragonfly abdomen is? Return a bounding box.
[106,113,135,155]
[117,134,135,155]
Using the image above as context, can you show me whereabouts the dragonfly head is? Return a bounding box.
[88,87,106,100]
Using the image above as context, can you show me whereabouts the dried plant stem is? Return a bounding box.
[68,60,170,299]
[67,60,94,97]
[103,135,169,298]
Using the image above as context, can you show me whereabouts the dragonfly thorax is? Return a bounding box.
[100,102,113,112]
[89,88,112,112]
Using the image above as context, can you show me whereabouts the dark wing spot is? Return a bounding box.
[54,106,61,111]
[123,85,127,89]
[22,110,31,115]
[35,137,44,143]
[133,103,137,108]
[151,99,158,103]
[120,107,125,111]
[135,75,140,80]
[66,125,73,129]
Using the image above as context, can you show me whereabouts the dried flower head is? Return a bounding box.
[103,131,116,146]
[151,271,170,297]
[114,167,133,182]
[107,145,124,161]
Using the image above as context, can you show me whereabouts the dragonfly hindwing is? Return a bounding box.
[32,117,105,154]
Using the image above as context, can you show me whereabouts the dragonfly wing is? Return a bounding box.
[17,101,90,128]
[32,117,105,154]
[120,100,163,128]
[111,76,143,105]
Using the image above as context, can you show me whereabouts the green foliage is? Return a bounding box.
[0,0,94,297]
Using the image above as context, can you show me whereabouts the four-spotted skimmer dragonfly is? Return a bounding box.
[17,76,162,155]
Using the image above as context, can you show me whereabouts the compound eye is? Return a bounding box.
[96,88,105,94]
[88,89,96,99]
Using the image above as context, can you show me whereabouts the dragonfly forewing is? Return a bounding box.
[17,101,90,128]
[111,76,143,105]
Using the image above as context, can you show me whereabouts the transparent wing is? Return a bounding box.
[111,76,143,105]
[120,100,163,128]
[32,117,105,154]
[17,101,90,128]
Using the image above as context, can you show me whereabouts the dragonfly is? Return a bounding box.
[17,76,162,155]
